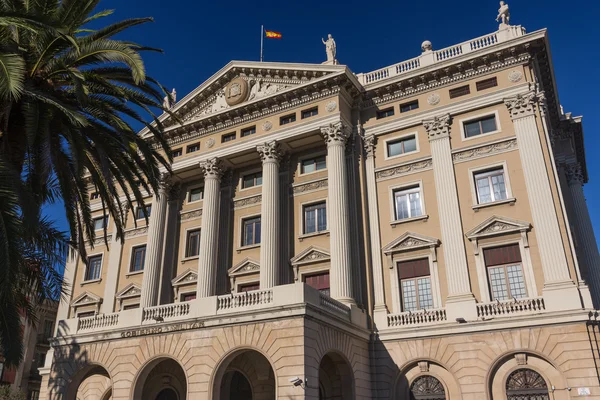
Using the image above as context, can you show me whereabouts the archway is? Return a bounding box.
[212,349,276,400]
[393,360,461,399]
[67,364,112,400]
[132,357,187,400]
[318,352,355,400]
[506,369,549,400]
[410,375,446,400]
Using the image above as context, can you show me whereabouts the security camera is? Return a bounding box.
[289,377,303,387]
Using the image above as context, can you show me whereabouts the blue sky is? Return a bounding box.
[45,0,600,243]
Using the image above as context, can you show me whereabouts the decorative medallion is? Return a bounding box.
[262,121,273,131]
[427,93,441,106]
[206,138,215,148]
[224,77,249,106]
[325,100,337,112]
[508,70,523,83]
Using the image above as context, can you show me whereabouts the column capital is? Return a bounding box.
[199,158,225,181]
[423,114,452,142]
[564,162,584,186]
[321,121,351,147]
[363,135,377,158]
[504,90,545,120]
[257,141,283,165]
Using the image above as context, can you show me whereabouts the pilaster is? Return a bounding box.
[102,203,128,313]
[159,184,182,304]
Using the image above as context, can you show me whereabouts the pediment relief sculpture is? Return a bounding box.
[229,258,260,276]
[115,283,142,299]
[290,246,331,266]
[383,232,440,255]
[71,292,102,306]
[466,215,531,240]
[171,269,199,286]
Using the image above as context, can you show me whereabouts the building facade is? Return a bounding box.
[40,9,600,400]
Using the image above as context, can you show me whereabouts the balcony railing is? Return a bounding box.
[477,297,545,318]
[387,309,447,328]
[319,292,351,320]
[142,302,190,322]
[217,289,273,311]
[77,312,119,331]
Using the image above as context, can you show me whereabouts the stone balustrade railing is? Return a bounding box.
[387,309,447,328]
[476,297,545,318]
[77,313,119,331]
[319,292,351,320]
[356,26,525,86]
[217,289,274,311]
[142,302,190,322]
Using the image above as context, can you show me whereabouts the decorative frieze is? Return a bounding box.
[86,234,113,247]
[508,70,523,82]
[423,114,451,141]
[375,159,433,180]
[291,179,328,195]
[233,195,262,209]
[452,138,518,163]
[427,93,441,105]
[326,100,337,112]
[180,208,203,221]
[124,227,148,239]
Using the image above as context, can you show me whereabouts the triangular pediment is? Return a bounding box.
[171,269,198,286]
[71,292,102,306]
[290,246,331,266]
[383,232,440,255]
[115,283,142,299]
[466,216,531,240]
[140,61,350,139]
[228,258,260,276]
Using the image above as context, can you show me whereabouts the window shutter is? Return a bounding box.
[397,258,430,280]
[305,272,330,290]
[484,244,522,267]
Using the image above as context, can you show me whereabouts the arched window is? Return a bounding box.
[410,375,446,400]
[506,369,549,400]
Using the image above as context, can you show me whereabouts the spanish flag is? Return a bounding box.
[265,30,282,39]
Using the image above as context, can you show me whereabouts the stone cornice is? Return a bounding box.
[233,194,262,209]
[375,157,433,181]
[452,137,518,163]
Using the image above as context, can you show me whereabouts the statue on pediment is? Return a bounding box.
[496,1,510,27]
[322,34,337,64]
[163,88,176,109]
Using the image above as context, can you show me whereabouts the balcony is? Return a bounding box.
[476,297,545,318]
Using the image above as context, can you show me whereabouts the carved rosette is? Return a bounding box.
[504,90,545,120]
[564,162,584,186]
[423,114,451,142]
[363,135,376,159]
[257,141,283,165]
[199,158,225,181]
[321,121,351,147]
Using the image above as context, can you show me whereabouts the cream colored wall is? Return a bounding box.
[114,234,147,300]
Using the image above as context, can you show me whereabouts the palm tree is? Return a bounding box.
[0,0,173,366]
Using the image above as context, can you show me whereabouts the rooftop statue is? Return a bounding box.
[322,34,337,64]
[496,1,510,27]
[163,88,177,109]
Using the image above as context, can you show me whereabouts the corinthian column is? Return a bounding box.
[140,174,170,308]
[504,91,580,311]
[196,158,224,298]
[257,141,283,289]
[321,122,355,305]
[424,114,476,320]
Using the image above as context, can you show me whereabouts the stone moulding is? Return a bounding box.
[85,234,113,247]
[291,178,328,195]
[233,195,262,209]
[123,226,148,239]
[180,208,203,221]
[452,138,518,163]
[375,158,433,181]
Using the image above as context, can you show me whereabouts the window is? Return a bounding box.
[29,390,40,400]
[181,293,197,301]
[242,171,262,189]
[43,320,53,339]
[36,353,46,368]
[85,255,102,281]
[135,205,151,220]
[301,107,318,119]
[130,245,146,272]
[393,186,423,220]
[410,376,446,399]
[449,84,470,98]
[387,135,417,157]
[239,283,260,293]
[301,155,326,174]
[506,369,549,399]
[474,168,507,204]
[397,258,433,312]
[463,115,497,138]
[485,244,526,301]
[186,142,200,153]
[122,304,140,310]
[93,216,108,231]
[303,202,327,234]
[400,100,419,113]
[242,217,261,246]
[185,229,201,257]
[280,113,296,125]
[304,272,330,296]
[171,148,182,158]
[241,126,256,137]
[90,192,99,200]
[376,107,395,119]
[222,132,236,143]
[476,77,498,91]
[188,187,203,202]
[77,311,95,318]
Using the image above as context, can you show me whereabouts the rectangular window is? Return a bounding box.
[304,202,327,234]
[185,229,201,257]
[387,135,417,157]
[241,126,256,137]
[85,255,102,281]
[43,320,53,339]
[242,171,262,189]
[463,115,497,138]
[476,77,498,91]
[301,155,327,174]
[188,187,203,202]
[135,205,151,220]
[222,132,236,143]
[77,311,95,318]
[449,84,471,99]
[122,304,139,310]
[239,283,260,293]
[400,100,419,113]
[242,217,261,246]
[280,113,296,125]
[186,143,200,153]
[301,107,318,119]
[171,148,183,158]
[484,244,526,301]
[397,258,433,311]
[304,272,330,296]
[90,192,99,200]
[130,245,146,272]
[393,186,423,220]
[93,216,108,231]
[377,107,395,119]
[181,293,197,301]
[474,168,507,204]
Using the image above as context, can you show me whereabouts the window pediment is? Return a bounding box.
[115,283,142,299]
[71,292,102,307]
[466,215,531,240]
[171,269,198,287]
[383,232,440,255]
[290,246,331,267]
[228,258,260,277]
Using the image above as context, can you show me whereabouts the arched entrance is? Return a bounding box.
[67,364,112,400]
[318,352,355,400]
[410,375,446,400]
[132,357,187,400]
[506,369,549,400]
[212,349,276,400]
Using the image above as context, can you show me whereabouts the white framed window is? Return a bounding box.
[393,186,423,221]
[459,111,501,141]
[484,244,527,301]
[384,132,419,159]
[300,154,326,175]
[242,217,261,246]
[93,216,108,231]
[474,168,507,204]
[187,186,204,203]
[135,204,151,220]
[241,171,262,189]
[129,245,147,273]
[303,202,327,234]
[84,254,103,282]
[185,229,201,258]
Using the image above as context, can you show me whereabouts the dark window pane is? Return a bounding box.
[480,116,497,133]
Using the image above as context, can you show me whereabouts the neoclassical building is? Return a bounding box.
[40,7,600,400]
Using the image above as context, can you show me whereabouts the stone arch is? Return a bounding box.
[210,346,277,400]
[132,356,188,400]
[487,351,568,400]
[318,350,355,400]
[393,359,462,400]
[65,363,112,400]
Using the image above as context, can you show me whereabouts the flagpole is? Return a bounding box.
[260,25,264,62]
